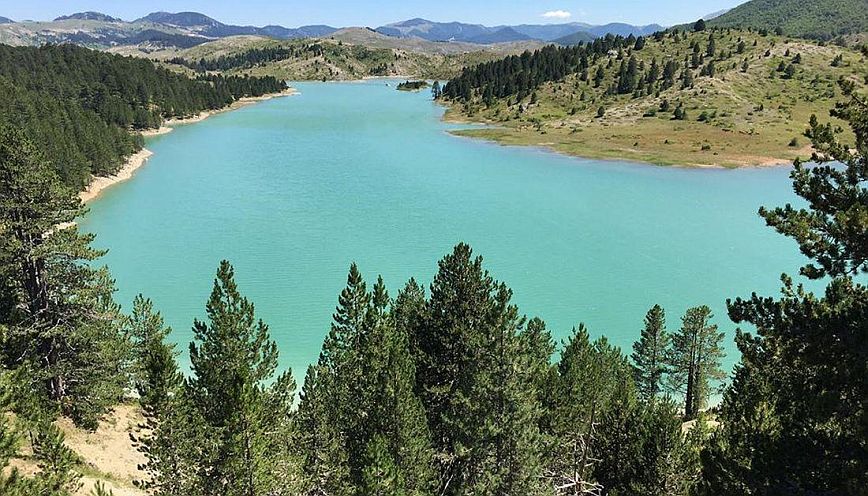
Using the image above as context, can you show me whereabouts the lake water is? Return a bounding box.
[80,80,807,378]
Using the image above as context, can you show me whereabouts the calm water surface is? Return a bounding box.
[80,80,807,376]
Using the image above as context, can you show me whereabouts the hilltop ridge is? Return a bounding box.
[0,11,670,50]
[54,11,123,22]
[708,0,868,40]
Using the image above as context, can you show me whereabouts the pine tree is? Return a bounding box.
[258,370,299,496]
[631,305,670,402]
[681,68,694,89]
[617,56,639,94]
[546,326,627,495]
[137,384,211,496]
[0,125,128,429]
[418,244,545,495]
[356,276,435,494]
[431,80,442,99]
[703,84,868,494]
[295,365,352,496]
[697,331,775,495]
[691,44,702,69]
[128,295,180,415]
[393,278,427,367]
[706,34,716,57]
[29,420,82,495]
[588,339,642,495]
[646,58,661,84]
[522,317,556,440]
[760,80,867,279]
[667,306,725,419]
[634,398,699,496]
[593,66,605,88]
[0,370,26,494]
[127,296,206,496]
[187,260,288,496]
[327,264,374,487]
[359,434,400,495]
[417,244,494,491]
[297,263,374,495]
[465,284,545,495]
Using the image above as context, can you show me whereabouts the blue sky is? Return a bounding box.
[0,0,744,28]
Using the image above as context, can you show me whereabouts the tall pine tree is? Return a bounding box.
[631,305,670,402]
[187,260,290,496]
[417,244,545,495]
[701,82,868,494]
[0,125,127,429]
[667,306,725,419]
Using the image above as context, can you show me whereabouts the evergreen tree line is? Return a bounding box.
[396,80,429,91]
[197,73,287,100]
[443,34,646,102]
[0,44,286,189]
[0,83,865,495]
[115,247,718,496]
[168,46,304,72]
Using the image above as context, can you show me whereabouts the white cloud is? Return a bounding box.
[541,10,572,19]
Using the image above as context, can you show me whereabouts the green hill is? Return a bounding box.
[708,0,868,40]
[441,29,867,167]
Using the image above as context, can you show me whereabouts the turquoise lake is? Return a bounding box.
[80,80,808,378]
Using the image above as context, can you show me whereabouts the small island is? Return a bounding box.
[396,80,430,91]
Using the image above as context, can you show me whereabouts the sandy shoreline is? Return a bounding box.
[80,88,298,203]
[79,149,154,203]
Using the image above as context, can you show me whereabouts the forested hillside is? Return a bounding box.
[0,44,285,188]
[708,0,868,40]
[442,27,868,166]
[0,86,865,494]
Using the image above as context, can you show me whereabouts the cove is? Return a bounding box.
[80,80,807,377]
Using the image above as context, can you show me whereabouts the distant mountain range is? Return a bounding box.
[0,11,340,48]
[130,12,339,40]
[0,11,669,50]
[375,18,665,44]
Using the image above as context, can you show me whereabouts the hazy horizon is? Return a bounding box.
[2,0,743,30]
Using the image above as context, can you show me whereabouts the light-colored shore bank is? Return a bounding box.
[80,149,154,203]
[80,88,298,203]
